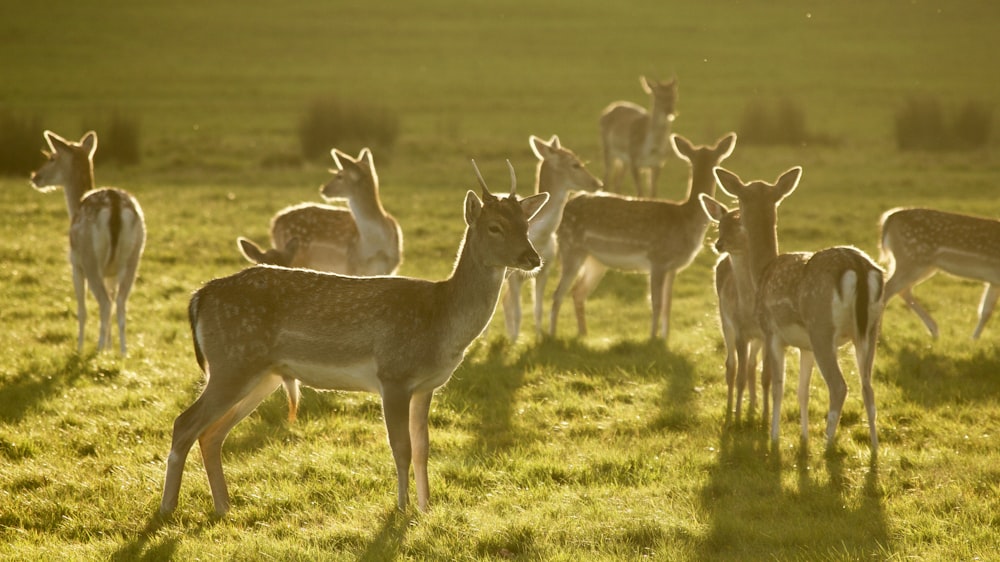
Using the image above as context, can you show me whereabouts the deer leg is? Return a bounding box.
[898,287,939,338]
[381,384,414,511]
[571,257,608,337]
[550,248,587,337]
[71,264,88,353]
[854,325,881,452]
[797,349,815,443]
[764,335,786,443]
[114,251,141,356]
[721,318,738,424]
[657,269,676,341]
[199,374,283,515]
[747,340,761,415]
[503,272,523,341]
[973,283,1000,340]
[282,377,301,422]
[885,266,938,338]
[533,260,551,339]
[811,339,848,449]
[85,269,113,353]
[409,390,434,512]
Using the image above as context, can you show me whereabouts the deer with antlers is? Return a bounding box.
[30,130,146,356]
[160,161,548,516]
[599,75,678,198]
[712,167,884,450]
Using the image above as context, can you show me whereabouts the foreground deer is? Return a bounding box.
[700,195,813,425]
[502,134,603,340]
[30,130,146,355]
[880,208,1000,339]
[714,167,884,450]
[238,148,402,275]
[549,132,736,341]
[599,75,678,197]
[160,162,548,516]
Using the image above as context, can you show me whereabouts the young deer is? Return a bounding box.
[599,75,678,198]
[30,130,146,355]
[501,134,603,340]
[700,195,813,425]
[549,132,736,342]
[879,207,1000,339]
[714,167,884,450]
[159,162,548,516]
[238,148,402,275]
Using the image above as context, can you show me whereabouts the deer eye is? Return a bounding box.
[488,224,503,236]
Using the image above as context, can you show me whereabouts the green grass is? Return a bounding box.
[2,0,1000,559]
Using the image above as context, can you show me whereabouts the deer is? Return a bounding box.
[879,207,1000,340]
[29,130,146,356]
[599,75,678,198]
[713,166,885,451]
[700,194,814,426]
[501,134,603,341]
[237,147,402,276]
[548,132,736,342]
[159,161,549,517]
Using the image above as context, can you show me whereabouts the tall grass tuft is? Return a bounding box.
[894,96,992,150]
[0,109,43,176]
[298,95,400,162]
[82,111,142,166]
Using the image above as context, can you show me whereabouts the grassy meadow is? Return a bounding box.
[2,1,1000,559]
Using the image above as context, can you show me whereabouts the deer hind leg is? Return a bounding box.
[885,265,938,338]
[83,265,113,352]
[797,349,815,443]
[503,272,524,341]
[381,384,414,511]
[721,318,738,423]
[550,247,587,337]
[113,248,142,356]
[810,338,848,449]
[854,315,882,452]
[409,390,434,512]
[764,335,787,443]
[973,283,1000,340]
[282,377,300,422]
[71,264,88,353]
[571,257,608,337]
[533,260,552,339]
[745,339,761,417]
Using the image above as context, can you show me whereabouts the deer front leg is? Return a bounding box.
[381,385,413,511]
[503,273,523,340]
[765,335,786,443]
[409,390,434,512]
[973,283,1000,340]
[899,287,939,338]
[72,264,87,353]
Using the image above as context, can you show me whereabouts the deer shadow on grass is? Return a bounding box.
[697,428,888,559]
[0,351,116,425]
[881,338,1000,407]
[442,335,699,457]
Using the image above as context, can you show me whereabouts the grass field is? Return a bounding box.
[2,1,1000,559]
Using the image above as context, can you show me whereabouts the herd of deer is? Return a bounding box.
[26,76,999,517]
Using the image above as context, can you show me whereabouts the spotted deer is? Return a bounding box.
[501,134,603,341]
[714,166,884,450]
[159,162,548,516]
[880,207,1000,340]
[549,132,736,342]
[700,194,813,425]
[599,75,678,198]
[238,147,402,275]
[29,130,146,355]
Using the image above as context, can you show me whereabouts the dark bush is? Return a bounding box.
[298,95,400,162]
[82,111,142,166]
[0,109,43,176]
[738,98,812,146]
[894,96,992,150]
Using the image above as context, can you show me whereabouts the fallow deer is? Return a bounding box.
[502,134,603,341]
[549,132,736,342]
[700,194,813,425]
[160,162,548,516]
[879,207,1000,339]
[238,148,402,276]
[599,76,678,198]
[30,130,146,355]
[714,167,884,451]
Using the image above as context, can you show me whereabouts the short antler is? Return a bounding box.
[470,159,492,198]
[506,159,517,195]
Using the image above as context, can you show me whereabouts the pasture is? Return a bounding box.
[2,1,1000,559]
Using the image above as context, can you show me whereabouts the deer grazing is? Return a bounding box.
[159,161,548,516]
[238,147,402,275]
[549,132,736,342]
[880,207,1000,340]
[714,166,884,451]
[501,134,603,341]
[29,130,146,356]
[599,75,678,198]
[700,194,813,425]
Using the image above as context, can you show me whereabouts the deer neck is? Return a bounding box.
[530,163,574,239]
[347,182,392,237]
[641,103,672,155]
[63,160,96,220]
[728,252,758,315]
[741,208,781,283]
[680,159,719,211]
[441,229,507,343]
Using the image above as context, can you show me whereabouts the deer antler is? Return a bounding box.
[471,159,493,198]
[506,159,517,195]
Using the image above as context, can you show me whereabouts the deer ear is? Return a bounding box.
[529,135,553,160]
[715,132,737,160]
[358,147,374,167]
[714,167,745,198]
[237,237,267,264]
[43,130,69,152]
[80,131,98,159]
[549,135,561,149]
[330,148,348,170]
[698,193,728,223]
[670,134,695,162]
[775,166,803,200]
[520,192,549,223]
[464,190,483,225]
[640,75,652,94]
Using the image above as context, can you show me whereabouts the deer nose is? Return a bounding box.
[520,249,541,270]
